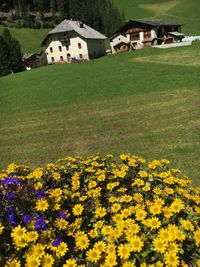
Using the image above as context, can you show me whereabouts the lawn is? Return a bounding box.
[0,43,199,185]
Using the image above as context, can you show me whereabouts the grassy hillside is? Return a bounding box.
[113,0,200,35]
[0,43,199,185]
[0,26,49,53]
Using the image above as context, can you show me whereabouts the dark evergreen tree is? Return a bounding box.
[1,28,24,74]
[0,0,125,36]
[0,36,10,76]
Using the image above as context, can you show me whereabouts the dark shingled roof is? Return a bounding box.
[111,19,182,38]
[134,19,181,27]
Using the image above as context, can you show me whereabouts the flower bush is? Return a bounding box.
[0,154,200,267]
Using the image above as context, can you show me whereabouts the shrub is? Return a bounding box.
[0,154,200,266]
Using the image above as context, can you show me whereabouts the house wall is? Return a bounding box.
[45,32,89,64]
[86,39,106,59]
[110,34,129,54]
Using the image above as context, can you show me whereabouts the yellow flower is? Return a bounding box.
[26,255,40,267]
[104,253,117,266]
[102,225,113,236]
[129,235,144,252]
[194,228,200,247]
[132,179,145,187]
[145,217,161,230]
[35,198,49,212]
[63,259,77,267]
[56,242,68,257]
[153,187,163,195]
[42,253,55,267]
[55,218,69,230]
[88,180,97,188]
[34,182,43,190]
[120,154,128,160]
[52,171,61,180]
[72,204,84,216]
[164,252,179,267]
[170,198,185,213]
[0,224,4,234]
[11,225,26,241]
[138,170,148,178]
[181,219,194,231]
[167,243,180,254]
[135,209,147,221]
[95,207,107,218]
[88,228,98,238]
[122,261,136,267]
[26,231,38,242]
[153,238,166,253]
[158,229,173,243]
[118,244,131,260]
[5,259,21,267]
[31,243,46,258]
[75,232,90,250]
[106,244,116,254]
[149,204,162,215]
[94,241,106,252]
[86,248,101,263]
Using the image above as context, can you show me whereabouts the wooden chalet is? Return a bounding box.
[110,19,185,53]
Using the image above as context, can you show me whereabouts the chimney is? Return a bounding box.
[79,21,84,28]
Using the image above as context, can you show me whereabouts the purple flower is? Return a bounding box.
[35,189,46,199]
[59,212,67,220]
[23,215,31,224]
[8,213,18,226]
[2,177,20,186]
[5,192,16,201]
[35,218,46,230]
[52,238,62,247]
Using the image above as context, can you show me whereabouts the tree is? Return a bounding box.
[1,28,24,75]
[0,36,10,76]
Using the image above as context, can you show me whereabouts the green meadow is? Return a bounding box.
[0,43,199,185]
[114,0,200,35]
[0,26,49,53]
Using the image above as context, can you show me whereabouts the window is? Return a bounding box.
[130,33,140,41]
[60,56,63,61]
[66,45,69,51]
[51,57,55,63]
[50,47,53,53]
[79,54,83,59]
[59,46,62,52]
[144,31,151,38]
[78,43,82,49]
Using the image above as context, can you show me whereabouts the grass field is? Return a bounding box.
[0,26,49,53]
[0,43,199,185]
[114,0,200,35]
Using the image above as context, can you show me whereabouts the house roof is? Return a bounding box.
[133,19,181,27]
[168,31,185,37]
[41,20,107,45]
[111,19,182,37]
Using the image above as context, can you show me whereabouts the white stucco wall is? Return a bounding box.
[110,34,129,54]
[45,32,89,64]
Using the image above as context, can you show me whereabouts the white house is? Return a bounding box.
[41,20,107,64]
[110,19,184,54]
